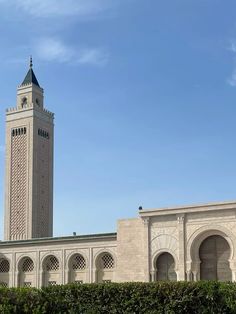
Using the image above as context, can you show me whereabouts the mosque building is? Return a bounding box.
[0,61,235,287]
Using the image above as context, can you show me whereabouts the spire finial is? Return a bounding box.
[29,56,33,69]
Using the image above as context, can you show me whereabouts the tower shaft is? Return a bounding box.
[4,63,54,240]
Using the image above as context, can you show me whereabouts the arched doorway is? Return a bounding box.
[199,235,231,281]
[156,252,177,281]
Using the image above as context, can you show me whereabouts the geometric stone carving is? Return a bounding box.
[71,254,86,270]
[22,258,34,272]
[151,234,178,263]
[10,130,27,240]
[44,255,59,271]
[0,259,10,273]
[98,253,114,269]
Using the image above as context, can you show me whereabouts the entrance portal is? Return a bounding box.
[156,252,177,281]
[199,235,231,281]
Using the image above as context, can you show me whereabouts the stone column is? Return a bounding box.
[192,261,200,281]
[15,271,19,287]
[186,261,192,281]
[186,270,192,281]
[89,248,92,283]
[176,214,185,281]
[61,250,65,285]
[229,260,236,282]
[39,270,44,287]
[36,251,40,288]
[12,252,16,287]
[65,268,69,284]
[150,269,156,282]
[192,271,198,281]
[142,217,150,282]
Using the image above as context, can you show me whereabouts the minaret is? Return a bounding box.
[4,58,54,240]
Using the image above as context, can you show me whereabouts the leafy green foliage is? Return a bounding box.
[0,282,235,313]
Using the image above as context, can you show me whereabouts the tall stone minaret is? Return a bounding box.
[4,58,54,240]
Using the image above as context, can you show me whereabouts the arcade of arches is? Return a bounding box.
[153,234,233,282]
[0,252,116,287]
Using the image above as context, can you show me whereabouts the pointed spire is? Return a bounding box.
[21,56,40,87]
[29,56,33,69]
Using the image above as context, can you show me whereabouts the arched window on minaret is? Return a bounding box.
[21,97,27,108]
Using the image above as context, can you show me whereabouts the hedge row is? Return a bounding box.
[0,282,236,313]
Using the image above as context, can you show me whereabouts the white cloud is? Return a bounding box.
[228,70,236,87]
[76,48,109,66]
[229,40,236,53]
[35,38,109,66]
[0,0,112,18]
[227,40,236,87]
[35,38,73,63]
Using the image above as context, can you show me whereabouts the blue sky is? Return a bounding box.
[0,0,236,238]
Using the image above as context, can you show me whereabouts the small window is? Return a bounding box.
[44,256,59,271]
[101,254,114,269]
[0,259,10,273]
[71,254,86,271]
[22,258,34,272]
[21,97,27,108]
[48,281,57,286]
[38,128,49,139]
[23,282,32,287]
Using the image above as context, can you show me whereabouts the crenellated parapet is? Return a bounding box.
[6,103,54,118]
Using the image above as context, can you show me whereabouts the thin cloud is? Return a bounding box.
[227,40,236,87]
[35,38,109,67]
[229,40,236,53]
[228,70,236,87]
[76,48,109,66]
[0,0,112,18]
[35,38,73,63]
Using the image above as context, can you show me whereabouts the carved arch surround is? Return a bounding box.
[187,224,236,262]
[16,254,36,271]
[66,251,88,270]
[93,249,116,268]
[40,252,62,271]
[151,234,179,269]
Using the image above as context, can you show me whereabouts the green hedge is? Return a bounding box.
[0,282,236,313]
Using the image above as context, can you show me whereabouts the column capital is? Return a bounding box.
[176,213,185,224]
[142,217,150,226]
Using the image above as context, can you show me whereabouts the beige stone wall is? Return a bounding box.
[116,218,147,282]
[0,235,117,288]
[32,115,54,238]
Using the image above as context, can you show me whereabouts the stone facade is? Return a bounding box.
[4,62,54,240]
[0,62,236,287]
